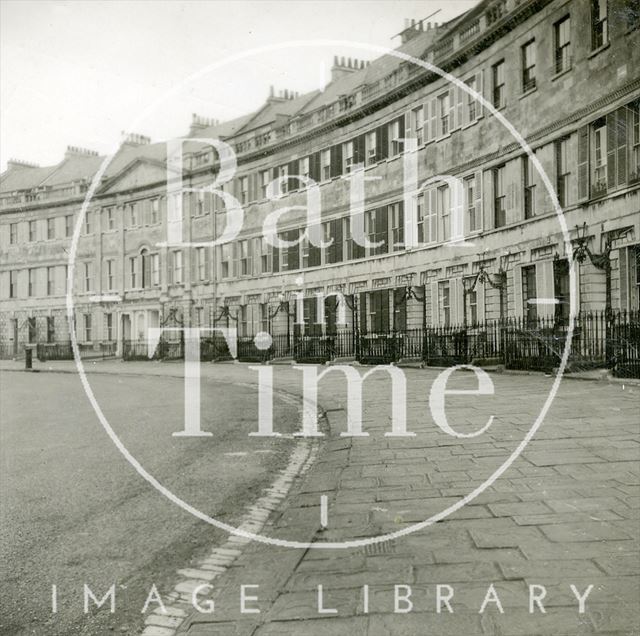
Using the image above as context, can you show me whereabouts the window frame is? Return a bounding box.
[343,140,355,173]
[493,165,506,228]
[239,176,249,205]
[172,250,183,284]
[129,256,137,289]
[438,92,451,137]
[521,39,536,93]
[196,246,207,281]
[591,0,608,50]
[47,266,55,296]
[438,281,451,327]
[522,264,538,323]
[221,243,232,279]
[465,76,478,122]
[523,155,536,219]
[631,101,640,180]
[464,174,478,233]
[9,270,16,298]
[106,259,115,291]
[554,15,571,74]
[321,149,331,180]
[592,119,607,188]
[438,185,451,242]
[105,313,114,341]
[555,137,571,206]
[83,313,92,343]
[84,210,92,235]
[260,169,270,199]
[492,60,505,109]
[365,131,377,166]
[65,215,73,238]
[412,106,424,145]
[239,240,251,276]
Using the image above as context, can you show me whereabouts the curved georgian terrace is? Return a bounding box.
[0,0,638,378]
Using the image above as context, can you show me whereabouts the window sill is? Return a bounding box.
[551,67,572,82]
[588,42,610,59]
[519,86,537,100]
[462,119,480,131]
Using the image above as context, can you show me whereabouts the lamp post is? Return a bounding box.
[393,273,426,331]
[462,254,509,325]
[572,222,630,318]
[213,305,238,327]
[268,292,295,354]
[161,305,185,359]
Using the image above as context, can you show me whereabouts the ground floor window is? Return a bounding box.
[554,259,571,324]
[634,246,640,311]
[324,295,339,335]
[369,289,390,333]
[522,265,537,322]
[84,314,92,342]
[393,287,407,331]
[195,307,204,328]
[46,316,55,343]
[438,281,451,327]
[105,313,114,341]
[238,305,248,337]
[622,244,640,311]
[465,282,478,325]
[27,317,36,343]
[299,297,321,336]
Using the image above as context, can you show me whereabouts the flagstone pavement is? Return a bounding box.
[4,359,638,635]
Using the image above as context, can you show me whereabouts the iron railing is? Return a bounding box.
[13,311,633,377]
[35,341,117,361]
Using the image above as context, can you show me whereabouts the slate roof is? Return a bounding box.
[39,154,104,187]
[0,165,58,193]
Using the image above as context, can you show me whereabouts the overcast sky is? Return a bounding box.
[1,0,475,172]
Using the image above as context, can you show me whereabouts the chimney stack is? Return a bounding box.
[330,56,369,83]
[64,146,99,159]
[267,86,297,103]
[400,17,426,43]
[6,158,39,170]
[189,113,219,135]
[121,132,152,147]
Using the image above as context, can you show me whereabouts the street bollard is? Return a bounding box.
[25,347,32,370]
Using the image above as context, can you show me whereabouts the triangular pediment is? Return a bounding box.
[98,158,167,194]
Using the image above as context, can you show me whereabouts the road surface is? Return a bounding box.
[0,367,300,635]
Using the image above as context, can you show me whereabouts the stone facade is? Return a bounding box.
[1,0,639,357]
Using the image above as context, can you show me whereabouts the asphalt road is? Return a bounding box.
[0,368,300,636]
